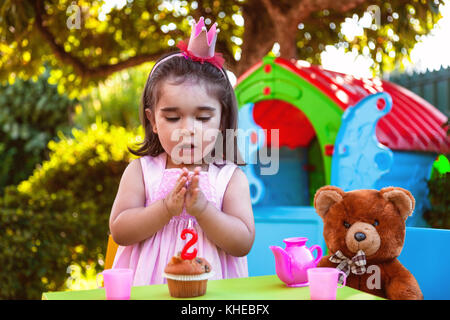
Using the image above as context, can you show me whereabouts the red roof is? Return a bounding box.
[238,58,449,154]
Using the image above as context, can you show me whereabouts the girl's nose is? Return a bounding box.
[181,119,196,135]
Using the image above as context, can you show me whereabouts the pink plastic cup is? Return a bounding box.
[96,268,133,300]
[307,267,346,300]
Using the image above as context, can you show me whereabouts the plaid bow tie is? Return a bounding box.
[329,250,367,284]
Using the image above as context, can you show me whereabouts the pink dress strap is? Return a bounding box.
[139,152,165,204]
[213,161,239,210]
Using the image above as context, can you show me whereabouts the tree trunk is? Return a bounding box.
[236,2,276,76]
[236,0,369,77]
[237,3,299,77]
[276,19,299,61]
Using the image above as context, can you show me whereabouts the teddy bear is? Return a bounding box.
[313,185,423,300]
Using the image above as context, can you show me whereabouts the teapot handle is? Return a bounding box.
[309,245,323,266]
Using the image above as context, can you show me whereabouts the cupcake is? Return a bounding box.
[163,253,214,298]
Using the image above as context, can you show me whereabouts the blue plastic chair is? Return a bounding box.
[398,227,450,300]
[247,206,326,277]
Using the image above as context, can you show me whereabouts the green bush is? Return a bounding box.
[0,68,76,194]
[424,171,450,229]
[73,63,151,130]
[0,121,140,299]
[0,188,99,299]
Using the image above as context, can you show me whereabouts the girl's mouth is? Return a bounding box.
[180,143,198,154]
[181,144,195,149]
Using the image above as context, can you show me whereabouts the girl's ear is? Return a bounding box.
[145,108,158,134]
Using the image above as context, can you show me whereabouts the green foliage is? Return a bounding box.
[423,156,450,229]
[0,68,75,194]
[297,0,443,73]
[0,0,241,96]
[0,188,99,299]
[74,63,152,130]
[1,0,443,95]
[0,121,140,299]
[432,154,450,175]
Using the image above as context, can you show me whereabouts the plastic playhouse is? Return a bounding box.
[235,55,448,223]
[238,56,450,299]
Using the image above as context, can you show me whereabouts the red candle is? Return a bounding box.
[180,228,198,260]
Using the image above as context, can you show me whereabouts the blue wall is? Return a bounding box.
[375,151,436,227]
[253,146,310,207]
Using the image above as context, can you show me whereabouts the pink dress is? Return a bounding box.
[112,152,248,286]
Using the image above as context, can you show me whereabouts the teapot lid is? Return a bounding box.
[283,237,308,246]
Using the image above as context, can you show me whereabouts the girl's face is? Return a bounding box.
[146,78,222,168]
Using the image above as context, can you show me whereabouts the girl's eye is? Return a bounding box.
[343,221,351,229]
[165,117,179,122]
[373,220,379,227]
[197,117,211,122]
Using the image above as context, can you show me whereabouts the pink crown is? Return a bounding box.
[188,17,219,58]
[176,17,225,70]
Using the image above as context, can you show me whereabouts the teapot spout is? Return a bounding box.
[270,246,293,284]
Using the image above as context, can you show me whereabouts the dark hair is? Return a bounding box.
[128,51,244,166]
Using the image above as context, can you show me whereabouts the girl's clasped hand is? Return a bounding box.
[163,167,209,219]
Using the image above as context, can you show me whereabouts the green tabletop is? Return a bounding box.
[42,275,383,300]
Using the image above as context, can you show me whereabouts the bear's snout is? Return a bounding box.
[345,222,381,256]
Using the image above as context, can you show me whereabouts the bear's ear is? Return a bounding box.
[314,186,345,219]
[380,187,415,220]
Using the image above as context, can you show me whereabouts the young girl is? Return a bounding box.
[109,18,255,286]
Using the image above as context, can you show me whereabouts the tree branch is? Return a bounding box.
[262,0,368,23]
[31,0,163,79]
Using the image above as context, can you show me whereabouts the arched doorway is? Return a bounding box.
[234,55,344,204]
[251,99,324,206]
